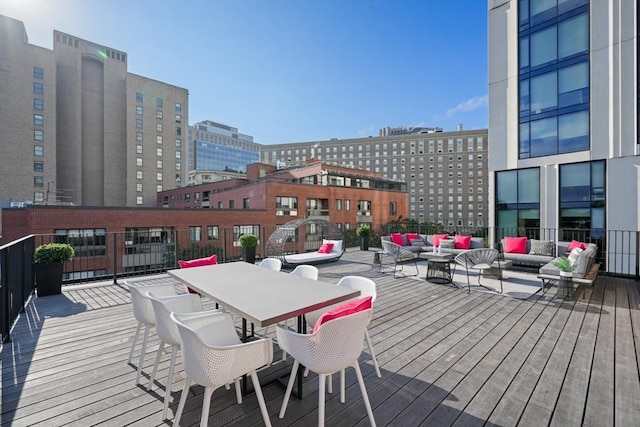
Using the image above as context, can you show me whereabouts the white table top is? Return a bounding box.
[167,262,360,328]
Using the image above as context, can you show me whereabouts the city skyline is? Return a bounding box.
[2,0,488,144]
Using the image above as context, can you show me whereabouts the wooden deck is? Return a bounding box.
[2,249,639,426]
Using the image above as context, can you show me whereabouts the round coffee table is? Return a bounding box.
[425,258,454,285]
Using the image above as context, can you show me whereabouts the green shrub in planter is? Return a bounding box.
[34,243,75,263]
[553,256,576,273]
[33,243,74,296]
[356,226,371,237]
[238,234,258,264]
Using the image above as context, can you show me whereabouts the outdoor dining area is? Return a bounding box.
[2,247,639,426]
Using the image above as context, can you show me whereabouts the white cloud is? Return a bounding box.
[439,95,488,119]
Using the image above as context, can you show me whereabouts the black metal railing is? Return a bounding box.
[1,235,35,343]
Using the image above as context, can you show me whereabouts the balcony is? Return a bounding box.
[1,248,639,425]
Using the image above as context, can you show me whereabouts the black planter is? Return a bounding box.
[242,247,256,264]
[359,236,370,251]
[34,262,64,296]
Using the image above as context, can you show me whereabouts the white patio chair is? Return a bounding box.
[380,239,419,278]
[258,257,282,271]
[279,264,320,361]
[304,276,382,379]
[126,281,178,385]
[147,292,219,420]
[290,264,319,280]
[171,311,273,427]
[454,248,503,294]
[276,309,376,427]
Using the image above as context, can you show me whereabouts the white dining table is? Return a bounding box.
[167,261,360,329]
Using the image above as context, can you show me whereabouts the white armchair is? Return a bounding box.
[125,281,178,385]
[258,258,282,271]
[171,311,273,427]
[276,309,376,427]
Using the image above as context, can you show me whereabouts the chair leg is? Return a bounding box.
[318,373,326,427]
[235,378,242,404]
[364,330,382,378]
[174,378,192,427]
[128,322,142,364]
[250,371,273,427]
[200,386,214,427]
[161,346,178,420]
[136,325,151,385]
[340,369,346,403]
[148,340,165,390]
[327,373,333,394]
[279,360,299,418]
[466,269,471,294]
[353,362,377,427]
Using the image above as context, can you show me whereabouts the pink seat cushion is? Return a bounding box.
[433,234,449,247]
[567,240,588,252]
[504,237,527,254]
[178,254,218,294]
[317,243,334,254]
[178,254,218,268]
[391,233,404,246]
[454,235,472,249]
[312,296,373,333]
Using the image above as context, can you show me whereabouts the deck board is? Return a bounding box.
[1,249,639,427]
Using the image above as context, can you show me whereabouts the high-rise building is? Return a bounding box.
[488,1,638,228]
[187,120,260,185]
[261,127,488,227]
[0,15,188,207]
[488,0,639,273]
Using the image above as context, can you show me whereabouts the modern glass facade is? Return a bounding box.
[495,167,540,236]
[518,0,590,158]
[194,140,259,174]
[559,160,605,238]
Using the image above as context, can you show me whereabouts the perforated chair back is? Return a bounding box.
[290,264,319,280]
[127,282,178,326]
[259,258,282,271]
[148,293,204,347]
[337,276,376,302]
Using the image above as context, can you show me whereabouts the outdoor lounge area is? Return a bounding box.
[2,247,639,426]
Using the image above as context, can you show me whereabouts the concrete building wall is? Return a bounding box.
[0,16,57,205]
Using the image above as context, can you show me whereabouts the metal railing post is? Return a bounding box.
[113,233,118,284]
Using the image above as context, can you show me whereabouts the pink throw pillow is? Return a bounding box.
[391,233,404,246]
[504,237,527,254]
[433,234,449,247]
[567,240,588,252]
[454,235,472,249]
[405,233,419,241]
[312,296,373,333]
[178,254,218,268]
[317,243,334,254]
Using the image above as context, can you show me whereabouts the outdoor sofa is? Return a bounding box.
[381,233,484,256]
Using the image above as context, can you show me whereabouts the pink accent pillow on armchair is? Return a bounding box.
[312,296,373,333]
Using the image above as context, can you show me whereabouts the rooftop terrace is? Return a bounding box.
[2,249,639,426]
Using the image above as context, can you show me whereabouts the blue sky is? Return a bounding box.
[2,0,488,144]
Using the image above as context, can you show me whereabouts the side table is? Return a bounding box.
[557,273,574,299]
[425,258,455,286]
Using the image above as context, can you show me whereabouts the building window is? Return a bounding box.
[136,170,143,179]
[519,3,589,158]
[136,132,143,141]
[175,103,182,112]
[175,151,181,159]
[229,200,235,209]
[33,82,43,94]
[390,201,397,216]
[34,114,43,126]
[136,183,143,192]
[176,127,181,136]
[336,199,342,211]
[175,138,181,147]
[559,160,605,238]
[495,167,540,238]
[243,198,250,209]
[175,162,181,171]
[136,119,143,129]
[34,99,43,110]
[156,172,163,181]
[156,160,163,168]
[34,176,44,187]
[357,200,372,216]
[218,201,223,209]
[136,106,143,115]
[189,226,202,242]
[276,196,298,216]
[207,226,219,240]
[33,67,43,79]
[34,145,43,156]
[156,110,163,119]
[156,184,163,192]
[54,228,107,257]
[185,193,191,203]
[156,123,163,132]
[233,225,259,245]
[345,199,350,211]
[34,130,43,141]
[156,97,163,107]
[175,114,181,123]
[34,161,43,172]
[136,196,143,205]
[136,158,143,167]
[156,135,163,144]
[136,92,143,103]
